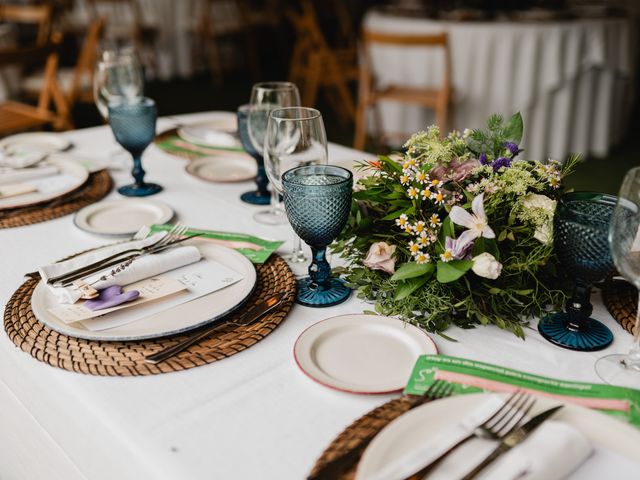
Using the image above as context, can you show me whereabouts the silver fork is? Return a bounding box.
[403,391,536,480]
[46,224,188,286]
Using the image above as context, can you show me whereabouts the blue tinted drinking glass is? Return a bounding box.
[282,165,353,307]
[538,192,617,351]
[108,97,162,196]
[237,104,270,205]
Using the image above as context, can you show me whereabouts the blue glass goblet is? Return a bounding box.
[538,192,617,351]
[282,165,353,307]
[108,97,162,196]
[237,104,270,205]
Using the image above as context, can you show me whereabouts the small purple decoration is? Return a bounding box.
[504,141,520,157]
[492,157,512,172]
[84,285,140,311]
[479,153,488,165]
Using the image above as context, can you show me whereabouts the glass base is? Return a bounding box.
[538,312,613,351]
[118,182,163,197]
[595,354,640,388]
[253,207,287,225]
[240,190,271,205]
[296,277,351,308]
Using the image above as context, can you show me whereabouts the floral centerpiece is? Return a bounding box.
[333,113,579,338]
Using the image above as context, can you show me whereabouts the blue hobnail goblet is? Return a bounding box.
[108,97,162,196]
[237,104,270,205]
[538,192,618,351]
[282,164,353,307]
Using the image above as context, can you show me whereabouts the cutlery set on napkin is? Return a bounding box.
[0,148,59,199]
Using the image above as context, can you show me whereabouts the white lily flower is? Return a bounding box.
[449,193,495,249]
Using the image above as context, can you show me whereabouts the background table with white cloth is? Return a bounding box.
[0,112,638,479]
[364,11,636,161]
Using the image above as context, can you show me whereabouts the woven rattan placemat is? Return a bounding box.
[4,254,296,376]
[0,170,112,229]
[309,396,417,479]
[602,280,638,336]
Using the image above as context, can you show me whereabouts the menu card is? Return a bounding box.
[405,355,640,427]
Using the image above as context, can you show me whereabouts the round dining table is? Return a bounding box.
[0,112,638,479]
[363,10,635,162]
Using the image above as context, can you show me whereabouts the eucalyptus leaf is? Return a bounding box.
[391,262,435,281]
[436,260,473,283]
[504,112,523,144]
[394,275,429,300]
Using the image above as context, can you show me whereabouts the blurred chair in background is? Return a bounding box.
[86,0,157,73]
[0,33,72,135]
[287,0,358,126]
[354,30,452,151]
[0,3,53,46]
[23,17,105,109]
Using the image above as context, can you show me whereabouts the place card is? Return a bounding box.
[48,276,187,324]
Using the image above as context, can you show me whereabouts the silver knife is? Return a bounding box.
[461,405,564,480]
[144,293,286,365]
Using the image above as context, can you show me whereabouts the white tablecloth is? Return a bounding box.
[0,112,638,479]
[363,11,636,161]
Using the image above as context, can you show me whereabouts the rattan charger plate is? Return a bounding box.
[4,254,296,376]
[0,170,112,229]
[602,279,638,336]
[310,396,417,479]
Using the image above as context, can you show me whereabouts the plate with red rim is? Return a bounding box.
[294,314,437,394]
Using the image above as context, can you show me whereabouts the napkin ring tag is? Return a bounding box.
[73,280,100,300]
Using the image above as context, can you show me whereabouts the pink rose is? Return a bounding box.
[431,158,480,183]
[363,242,397,274]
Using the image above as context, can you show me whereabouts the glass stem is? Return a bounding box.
[623,295,640,368]
[309,246,331,288]
[131,155,146,187]
[255,164,269,197]
[289,234,306,263]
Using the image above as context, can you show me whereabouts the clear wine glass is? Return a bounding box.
[595,167,640,388]
[94,47,144,121]
[264,107,328,265]
[247,81,300,225]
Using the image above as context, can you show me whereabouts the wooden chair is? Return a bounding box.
[193,0,267,85]
[354,30,452,151]
[0,3,53,46]
[286,0,358,125]
[0,34,73,136]
[22,18,105,107]
[86,0,157,71]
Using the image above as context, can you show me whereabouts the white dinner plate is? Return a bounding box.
[294,314,438,394]
[185,155,257,183]
[177,116,240,149]
[74,199,174,236]
[356,393,640,479]
[0,157,89,209]
[0,132,72,153]
[30,240,257,341]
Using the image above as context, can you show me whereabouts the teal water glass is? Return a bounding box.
[237,104,270,205]
[282,165,353,307]
[108,97,162,196]
[538,192,617,351]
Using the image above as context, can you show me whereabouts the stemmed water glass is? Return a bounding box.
[264,107,328,264]
[537,192,617,351]
[595,167,640,387]
[247,81,301,225]
[94,48,144,121]
[237,104,270,205]
[108,97,162,197]
[282,165,353,307]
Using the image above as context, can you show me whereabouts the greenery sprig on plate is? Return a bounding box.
[333,113,579,338]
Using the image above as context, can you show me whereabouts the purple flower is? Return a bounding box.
[445,236,473,260]
[492,157,511,172]
[479,153,488,165]
[504,141,520,157]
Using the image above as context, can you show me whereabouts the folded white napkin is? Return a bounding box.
[39,232,202,304]
[0,182,37,198]
[0,165,58,185]
[367,396,592,480]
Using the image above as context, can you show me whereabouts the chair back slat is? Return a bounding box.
[0,4,52,45]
